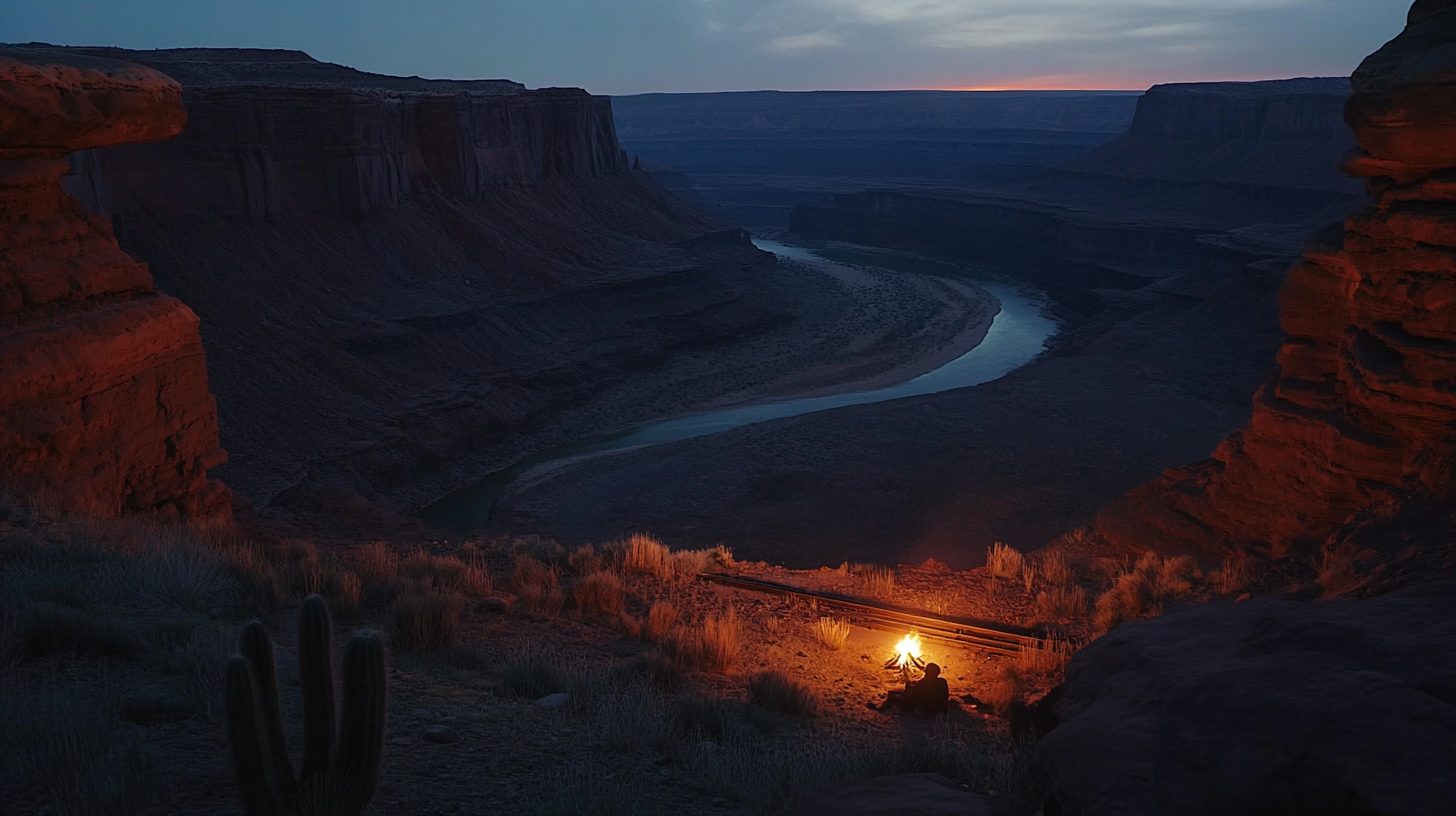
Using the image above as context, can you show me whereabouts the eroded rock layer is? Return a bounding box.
[0,48,228,517]
[16,47,783,530]
[1097,0,1456,559]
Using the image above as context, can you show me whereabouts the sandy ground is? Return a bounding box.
[490,250,1288,569]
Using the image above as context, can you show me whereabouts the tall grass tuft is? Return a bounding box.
[1033,586,1088,623]
[573,572,623,616]
[355,541,399,586]
[664,610,739,673]
[1037,549,1074,587]
[1093,551,1196,632]
[643,601,679,642]
[392,592,466,652]
[986,541,1024,583]
[813,617,851,650]
[622,534,671,580]
[519,583,566,620]
[850,563,895,598]
[748,670,819,717]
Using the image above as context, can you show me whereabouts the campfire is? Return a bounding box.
[884,631,926,682]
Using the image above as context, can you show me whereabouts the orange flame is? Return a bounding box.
[893,632,923,669]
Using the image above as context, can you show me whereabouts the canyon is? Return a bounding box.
[0,47,228,518]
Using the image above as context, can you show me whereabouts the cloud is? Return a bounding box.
[761,31,846,52]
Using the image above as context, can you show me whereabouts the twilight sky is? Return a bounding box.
[4,0,1411,94]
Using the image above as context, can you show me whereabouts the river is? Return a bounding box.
[420,240,1058,531]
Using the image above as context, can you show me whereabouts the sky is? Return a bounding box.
[2,0,1412,94]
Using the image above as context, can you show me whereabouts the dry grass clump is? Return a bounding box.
[850,563,896,598]
[568,544,605,575]
[392,592,466,652]
[813,616,851,650]
[1037,549,1074,587]
[669,548,712,578]
[1015,638,1074,676]
[1093,551,1196,632]
[986,541,1025,583]
[1033,586,1088,623]
[519,583,567,620]
[355,541,399,585]
[331,572,363,619]
[573,571,623,615]
[1217,549,1255,595]
[511,555,555,591]
[623,533,672,579]
[644,600,679,642]
[748,670,819,717]
[664,611,740,673]
[979,664,1024,714]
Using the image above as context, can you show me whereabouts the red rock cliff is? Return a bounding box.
[0,48,228,517]
[1096,0,1456,560]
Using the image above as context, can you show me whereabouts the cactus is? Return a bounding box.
[226,594,387,816]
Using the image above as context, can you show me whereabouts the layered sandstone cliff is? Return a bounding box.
[1097,0,1456,563]
[0,48,228,517]
[1061,77,1360,193]
[16,47,781,530]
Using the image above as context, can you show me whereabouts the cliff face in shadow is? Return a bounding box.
[24,46,784,532]
[1097,0,1456,578]
[1060,77,1358,192]
[0,47,228,518]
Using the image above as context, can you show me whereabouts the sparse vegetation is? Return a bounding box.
[1033,585,1088,623]
[1217,549,1255,595]
[980,663,1024,714]
[511,555,556,591]
[1093,551,1196,632]
[987,541,1025,583]
[643,600,679,642]
[663,610,740,673]
[850,563,896,598]
[569,544,605,575]
[748,670,820,717]
[622,533,671,579]
[573,571,624,615]
[392,592,467,651]
[1015,637,1074,676]
[1037,549,1074,587]
[355,541,399,586]
[519,582,567,620]
[813,616,851,650]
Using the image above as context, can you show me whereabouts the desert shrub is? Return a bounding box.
[331,572,363,619]
[518,583,566,620]
[391,592,466,652]
[569,544,605,575]
[20,604,137,661]
[1033,586,1088,623]
[583,675,667,752]
[1037,549,1074,587]
[671,691,732,737]
[668,548,712,578]
[573,572,623,616]
[813,617,850,650]
[355,541,399,586]
[1015,638,1074,676]
[0,676,158,815]
[748,671,819,717]
[664,611,739,673]
[98,528,227,610]
[1093,551,1196,632]
[1217,549,1254,595]
[498,644,570,699]
[511,535,568,567]
[979,664,1023,714]
[622,533,671,579]
[987,541,1025,582]
[400,548,468,593]
[511,556,555,591]
[221,543,285,611]
[632,651,685,690]
[643,600,679,642]
[850,563,895,598]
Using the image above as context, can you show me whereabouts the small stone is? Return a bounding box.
[534,692,569,709]
[422,725,460,744]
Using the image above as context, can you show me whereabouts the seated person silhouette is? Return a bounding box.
[876,663,951,716]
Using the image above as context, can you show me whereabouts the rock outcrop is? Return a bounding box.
[0,48,228,517]
[1060,77,1360,192]
[1096,0,1456,562]
[16,46,782,531]
[1040,580,1456,815]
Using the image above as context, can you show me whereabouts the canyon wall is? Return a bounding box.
[22,46,781,532]
[1061,78,1360,192]
[1096,0,1456,564]
[0,48,228,518]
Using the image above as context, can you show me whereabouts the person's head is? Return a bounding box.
[924,663,941,678]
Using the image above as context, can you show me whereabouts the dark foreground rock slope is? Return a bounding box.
[1042,579,1456,815]
[0,47,228,518]
[20,46,786,530]
[1097,0,1456,564]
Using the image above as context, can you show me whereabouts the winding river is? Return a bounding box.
[421,240,1058,531]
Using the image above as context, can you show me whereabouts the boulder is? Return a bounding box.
[1040,580,1456,815]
